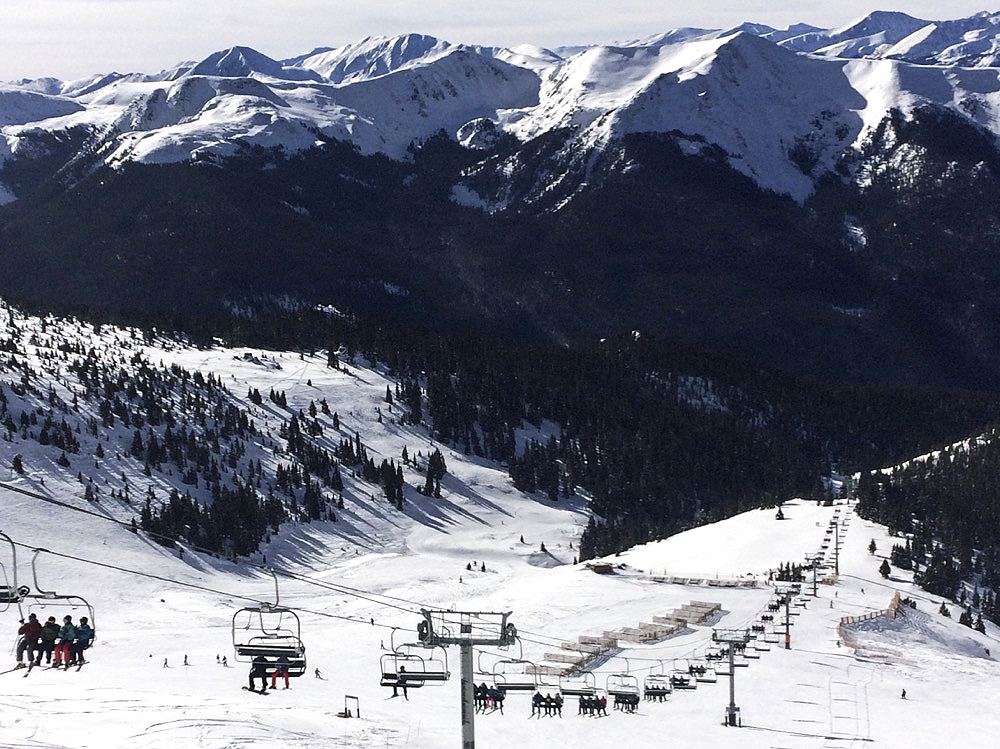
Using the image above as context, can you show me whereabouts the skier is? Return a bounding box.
[901,689,906,699]
[53,616,75,668]
[71,616,94,666]
[15,614,41,668]
[35,616,59,666]
[248,655,270,693]
[392,665,408,699]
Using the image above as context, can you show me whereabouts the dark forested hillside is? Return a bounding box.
[164,307,1000,562]
[5,110,1000,388]
[856,427,1000,627]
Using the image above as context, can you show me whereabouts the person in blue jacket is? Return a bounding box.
[71,616,94,665]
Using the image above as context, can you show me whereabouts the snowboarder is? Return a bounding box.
[248,655,270,693]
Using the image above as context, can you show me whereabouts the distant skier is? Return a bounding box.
[901,689,906,699]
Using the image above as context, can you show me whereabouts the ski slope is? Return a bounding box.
[1,328,998,748]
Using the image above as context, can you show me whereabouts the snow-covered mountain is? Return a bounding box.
[4,11,1000,202]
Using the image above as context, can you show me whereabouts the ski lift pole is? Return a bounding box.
[784,593,791,649]
[804,553,820,597]
[713,628,749,727]
[460,641,474,749]
[419,609,516,749]
[834,522,840,576]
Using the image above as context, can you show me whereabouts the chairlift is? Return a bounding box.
[0,532,27,611]
[22,548,96,637]
[606,672,640,697]
[669,669,695,689]
[232,568,305,677]
[380,644,450,688]
[689,658,715,683]
[642,673,672,700]
[559,671,597,697]
[695,666,718,683]
[493,657,540,691]
[474,651,498,687]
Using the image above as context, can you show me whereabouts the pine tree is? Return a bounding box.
[879,559,891,578]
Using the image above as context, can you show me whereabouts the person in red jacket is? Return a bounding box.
[16,613,42,668]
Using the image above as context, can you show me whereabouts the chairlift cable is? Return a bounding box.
[1,482,440,620]
[5,539,389,628]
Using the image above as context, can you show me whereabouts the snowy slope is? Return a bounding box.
[1,304,999,748]
[0,85,83,127]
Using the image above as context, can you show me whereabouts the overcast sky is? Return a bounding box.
[0,1,994,81]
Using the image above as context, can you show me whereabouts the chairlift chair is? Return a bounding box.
[606,672,640,697]
[0,532,26,611]
[21,548,96,639]
[642,674,672,700]
[669,669,695,689]
[493,658,540,692]
[695,667,718,683]
[559,671,597,697]
[232,570,305,676]
[380,644,450,688]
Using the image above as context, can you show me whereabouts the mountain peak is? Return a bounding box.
[188,46,321,82]
[296,33,452,83]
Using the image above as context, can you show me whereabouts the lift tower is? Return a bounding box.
[417,609,517,749]
[713,627,751,727]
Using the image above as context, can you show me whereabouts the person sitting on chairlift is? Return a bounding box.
[271,653,292,690]
[248,654,270,693]
[392,665,409,699]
